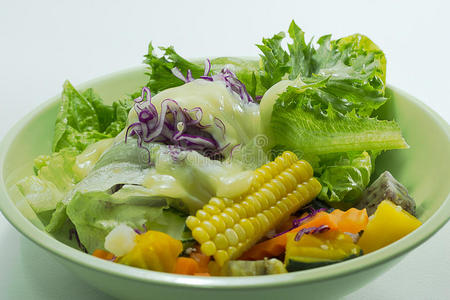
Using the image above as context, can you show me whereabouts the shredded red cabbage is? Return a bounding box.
[294,225,330,241]
[126,87,226,160]
[133,224,148,235]
[171,59,256,103]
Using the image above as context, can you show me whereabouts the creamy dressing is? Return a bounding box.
[73,138,115,179]
[127,80,261,153]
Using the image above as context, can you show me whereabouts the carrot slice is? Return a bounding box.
[92,249,115,260]
[332,208,368,234]
[174,257,200,275]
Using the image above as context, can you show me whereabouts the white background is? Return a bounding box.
[0,0,449,299]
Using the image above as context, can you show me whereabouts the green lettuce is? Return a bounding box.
[53,81,132,152]
[271,86,408,155]
[143,43,264,98]
[317,151,373,207]
[258,21,387,117]
[263,22,408,206]
[66,190,170,253]
[17,148,79,213]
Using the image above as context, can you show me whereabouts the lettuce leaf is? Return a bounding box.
[143,43,264,98]
[66,190,167,253]
[317,151,373,207]
[262,22,408,206]
[271,86,408,156]
[53,81,132,152]
[17,148,79,213]
[258,21,387,117]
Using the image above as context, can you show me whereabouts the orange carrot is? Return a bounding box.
[332,208,368,234]
[190,250,210,273]
[92,249,115,260]
[240,211,338,260]
[174,257,200,275]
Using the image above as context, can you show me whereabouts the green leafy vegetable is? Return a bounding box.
[258,21,387,117]
[271,86,408,156]
[143,43,264,98]
[17,148,79,213]
[66,190,167,252]
[317,151,372,207]
[261,21,407,206]
[53,81,132,152]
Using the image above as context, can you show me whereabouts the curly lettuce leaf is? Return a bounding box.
[144,43,264,98]
[271,86,408,156]
[258,21,387,117]
[53,81,132,152]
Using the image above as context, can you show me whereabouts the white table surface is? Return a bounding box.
[1,1,449,299]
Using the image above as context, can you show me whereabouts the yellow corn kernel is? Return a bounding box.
[220,212,235,228]
[224,207,241,223]
[241,200,257,217]
[185,152,321,266]
[232,204,247,219]
[224,228,239,246]
[239,219,255,237]
[214,233,229,249]
[214,250,229,267]
[201,221,217,237]
[186,216,201,229]
[227,246,238,257]
[233,223,247,241]
[196,210,211,220]
[203,204,221,215]
[209,197,226,210]
[201,241,216,256]
[253,192,269,210]
[192,227,210,244]
[210,215,226,233]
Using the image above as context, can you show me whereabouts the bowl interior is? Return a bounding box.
[0,66,449,290]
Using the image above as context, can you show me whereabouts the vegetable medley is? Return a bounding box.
[16,21,422,276]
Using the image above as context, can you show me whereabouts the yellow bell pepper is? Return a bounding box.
[357,200,421,254]
[117,231,182,272]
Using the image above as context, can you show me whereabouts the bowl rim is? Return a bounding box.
[0,65,449,290]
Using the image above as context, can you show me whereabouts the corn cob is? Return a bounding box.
[186,151,322,266]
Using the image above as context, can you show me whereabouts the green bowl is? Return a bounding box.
[1,66,449,300]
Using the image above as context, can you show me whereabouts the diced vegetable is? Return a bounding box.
[174,257,200,275]
[221,258,287,276]
[117,231,182,272]
[285,230,362,271]
[330,208,368,234]
[357,200,422,253]
[92,249,115,261]
[104,224,138,257]
[186,151,322,266]
[356,171,416,216]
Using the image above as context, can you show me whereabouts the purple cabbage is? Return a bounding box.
[294,225,330,241]
[172,59,257,103]
[126,87,226,160]
[273,207,327,237]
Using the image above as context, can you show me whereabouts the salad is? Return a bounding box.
[16,21,422,276]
